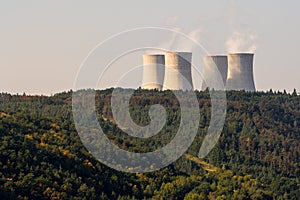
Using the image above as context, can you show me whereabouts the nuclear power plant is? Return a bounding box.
[226,53,256,91]
[202,55,228,91]
[141,54,165,90]
[141,52,256,91]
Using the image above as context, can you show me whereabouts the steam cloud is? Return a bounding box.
[160,15,258,54]
[160,16,203,52]
[226,30,258,53]
[226,0,258,53]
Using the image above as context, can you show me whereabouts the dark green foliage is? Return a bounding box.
[0,89,299,199]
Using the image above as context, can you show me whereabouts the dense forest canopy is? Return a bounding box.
[0,89,299,199]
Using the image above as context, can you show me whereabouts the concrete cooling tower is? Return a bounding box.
[201,55,228,91]
[141,54,165,90]
[226,53,256,91]
[162,52,194,90]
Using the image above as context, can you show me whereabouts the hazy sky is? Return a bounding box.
[1,0,300,95]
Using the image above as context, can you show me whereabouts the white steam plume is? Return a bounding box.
[226,0,258,53]
[226,30,258,53]
[160,16,203,52]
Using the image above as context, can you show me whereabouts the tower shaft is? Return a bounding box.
[202,55,228,91]
[142,54,165,90]
[226,53,256,91]
[163,52,193,90]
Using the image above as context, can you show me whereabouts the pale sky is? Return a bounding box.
[1,0,300,95]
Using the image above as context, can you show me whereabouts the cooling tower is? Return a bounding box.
[226,53,256,91]
[141,54,165,90]
[162,52,193,90]
[201,55,228,91]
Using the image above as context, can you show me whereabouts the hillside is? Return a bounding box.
[0,89,299,199]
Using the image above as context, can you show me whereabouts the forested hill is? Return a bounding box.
[0,89,299,199]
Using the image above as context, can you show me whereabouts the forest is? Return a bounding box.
[0,89,299,199]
